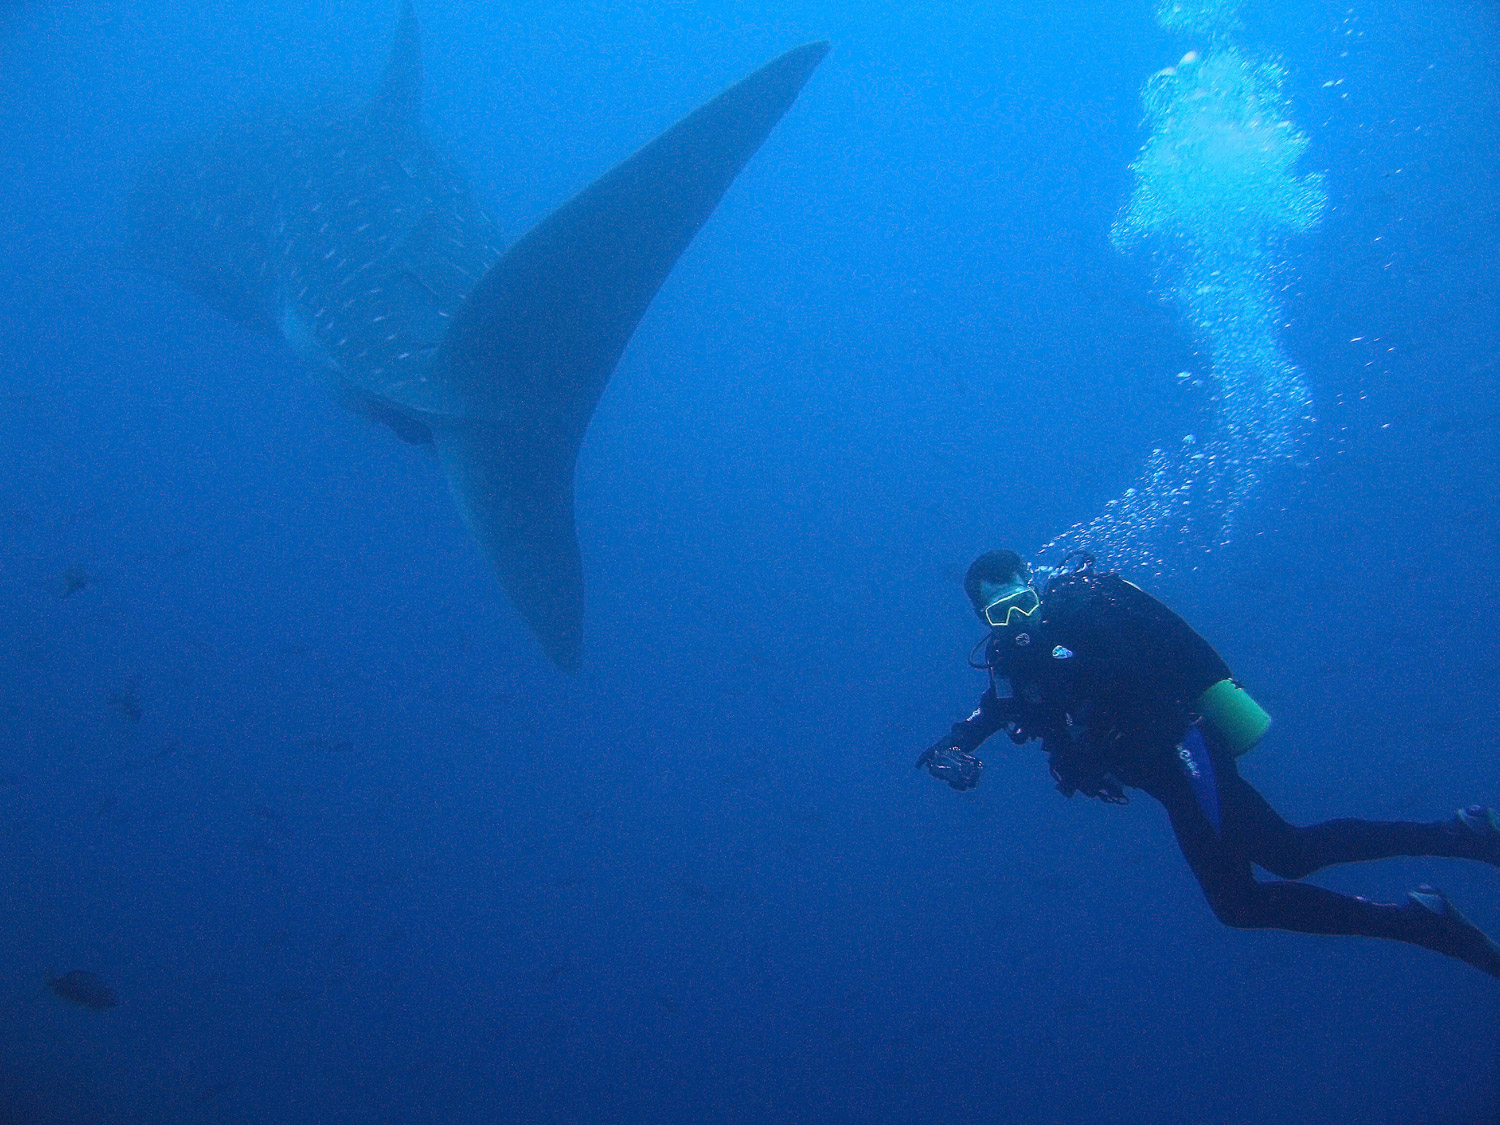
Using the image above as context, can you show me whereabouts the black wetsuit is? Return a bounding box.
[943,571,1494,967]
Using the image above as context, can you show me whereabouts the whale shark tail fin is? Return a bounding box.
[433,419,584,672]
[435,41,828,671]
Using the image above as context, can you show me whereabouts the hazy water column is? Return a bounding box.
[1038,0,1326,572]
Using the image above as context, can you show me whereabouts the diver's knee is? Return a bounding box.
[1240,828,1321,880]
[1204,890,1269,930]
[1255,852,1318,881]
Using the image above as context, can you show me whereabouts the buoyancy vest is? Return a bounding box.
[987,572,1270,758]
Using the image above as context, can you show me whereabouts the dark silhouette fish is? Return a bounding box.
[129,2,828,671]
[58,564,91,598]
[46,970,118,1010]
[196,1080,235,1104]
[108,677,143,724]
[297,736,356,755]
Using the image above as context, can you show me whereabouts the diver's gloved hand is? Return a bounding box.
[916,741,983,791]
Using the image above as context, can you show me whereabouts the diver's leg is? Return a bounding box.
[1148,769,1500,979]
[1214,753,1495,879]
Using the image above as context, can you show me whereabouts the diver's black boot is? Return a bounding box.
[1453,805,1500,868]
[1404,886,1500,980]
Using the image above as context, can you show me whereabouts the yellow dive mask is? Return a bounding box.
[983,585,1040,628]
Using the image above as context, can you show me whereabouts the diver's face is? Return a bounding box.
[977,578,1040,630]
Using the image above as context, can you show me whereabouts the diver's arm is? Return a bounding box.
[948,686,1017,751]
[916,687,1018,791]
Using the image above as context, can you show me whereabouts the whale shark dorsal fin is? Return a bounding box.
[435,41,829,671]
[369,0,422,135]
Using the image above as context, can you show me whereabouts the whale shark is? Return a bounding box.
[129,3,827,671]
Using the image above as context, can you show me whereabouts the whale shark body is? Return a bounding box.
[130,4,826,670]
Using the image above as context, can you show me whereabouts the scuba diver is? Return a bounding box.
[918,549,1500,979]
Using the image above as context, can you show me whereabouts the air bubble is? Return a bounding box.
[1037,18,1323,575]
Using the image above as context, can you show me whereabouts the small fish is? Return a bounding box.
[676,878,724,906]
[297,736,356,755]
[109,678,143,724]
[124,741,180,771]
[59,564,91,599]
[196,1080,234,1104]
[47,969,118,1010]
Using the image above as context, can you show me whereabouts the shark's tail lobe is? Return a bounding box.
[435,42,828,671]
[433,419,583,671]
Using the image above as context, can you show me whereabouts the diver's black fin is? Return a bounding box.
[436,41,828,671]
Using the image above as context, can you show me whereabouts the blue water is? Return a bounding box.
[2,0,1497,1121]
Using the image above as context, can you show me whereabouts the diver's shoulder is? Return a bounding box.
[1042,570,1107,609]
[1044,569,1164,624]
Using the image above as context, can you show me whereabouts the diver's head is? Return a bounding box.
[964,549,1040,630]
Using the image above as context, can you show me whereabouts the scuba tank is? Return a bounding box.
[1194,678,1271,756]
[1028,551,1272,755]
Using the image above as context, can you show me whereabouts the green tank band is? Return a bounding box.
[1196,678,1271,756]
